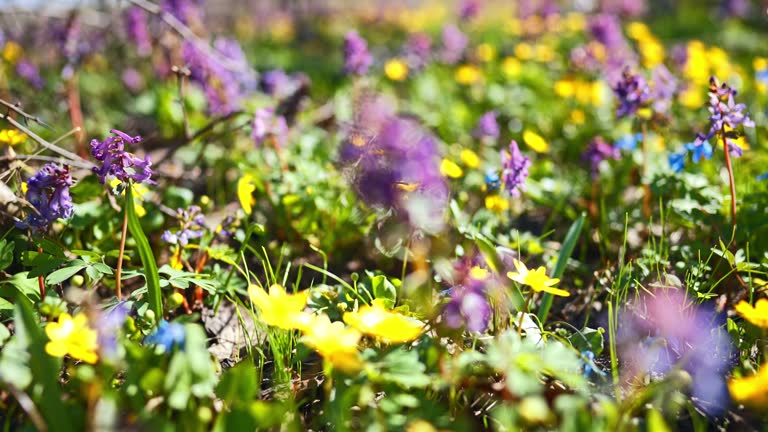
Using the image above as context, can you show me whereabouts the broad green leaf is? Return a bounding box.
[371,275,397,308]
[0,239,14,271]
[45,260,88,285]
[538,213,585,323]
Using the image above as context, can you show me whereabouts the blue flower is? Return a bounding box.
[684,141,713,163]
[614,133,643,152]
[484,169,501,191]
[581,350,606,378]
[669,152,686,173]
[756,173,768,181]
[145,320,186,352]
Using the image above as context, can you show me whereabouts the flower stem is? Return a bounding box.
[641,122,651,219]
[116,205,129,299]
[517,290,534,337]
[37,246,45,299]
[721,127,737,228]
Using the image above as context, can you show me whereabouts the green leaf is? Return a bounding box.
[45,260,88,285]
[475,235,524,310]
[568,327,605,357]
[0,239,14,271]
[1,272,41,303]
[125,186,163,319]
[371,275,397,308]
[216,358,259,404]
[537,213,585,323]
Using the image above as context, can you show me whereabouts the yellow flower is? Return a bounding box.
[514,43,533,60]
[110,179,148,217]
[455,65,481,85]
[639,38,664,68]
[440,159,463,178]
[2,41,22,63]
[626,22,651,41]
[248,284,312,331]
[301,314,362,373]
[523,130,550,153]
[570,109,586,125]
[460,149,480,168]
[564,13,585,32]
[237,174,257,215]
[21,181,28,195]
[343,301,424,343]
[734,299,768,328]
[679,85,704,108]
[45,313,99,364]
[753,58,768,72]
[469,266,489,280]
[502,57,522,78]
[554,79,576,98]
[507,259,569,297]
[534,44,555,63]
[729,364,768,406]
[476,43,496,62]
[385,58,408,81]
[0,129,27,146]
[485,194,509,212]
[170,247,183,270]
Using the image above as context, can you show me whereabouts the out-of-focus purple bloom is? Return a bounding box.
[693,77,754,158]
[684,141,713,163]
[474,111,500,139]
[90,129,155,186]
[614,133,643,152]
[618,290,733,416]
[162,206,206,246]
[16,59,43,89]
[599,0,646,17]
[50,16,104,75]
[613,68,650,118]
[440,25,467,65]
[160,0,203,25]
[252,107,289,147]
[145,320,186,352]
[443,278,491,332]
[339,95,448,233]
[582,136,620,179]
[587,14,636,83]
[404,33,432,71]
[215,215,237,238]
[458,0,481,21]
[17,163,74,231]
[124,6,152,57]
[260,69,304,99]
[96,303,129,360]
[500,140,531,197]
[517,0,559,18]
[122,68,144,92]
[720,0,750,17]
[669,152,686,173]
[650,64,677,114]
[343,31,372,76]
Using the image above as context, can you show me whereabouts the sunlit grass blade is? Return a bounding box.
[125,185,163,319]
[537,212,585,323]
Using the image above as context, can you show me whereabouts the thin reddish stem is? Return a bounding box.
[37,246,45,299]
[115,207,129,299]
[721,128,737,228]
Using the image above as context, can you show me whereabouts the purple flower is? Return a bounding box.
[440,25,467,65]
[17,163,75,231]
[600,0,647,17]
[252,107,289,147]
[215,215,237,238]
[458,0,481,21]
[720,0,750,17]
[160,0,203,24]
[474,111,500,139]
[122,68,144,92]
[618,290,733,416]
[162,206,206,246]
[90,129,155,186]
[260,69,304,99]
[650,65,677,114]
[582,136,619,179]
[96,303,129,360]
[443,278,491,332]
[343,31,372,76]
[693,77,754,158]
[16,59,43,89]
[586,14,637,83]
[124,6,152,57]
[404,33,432,71]
[500,140,531,197]
[613,68,650,118]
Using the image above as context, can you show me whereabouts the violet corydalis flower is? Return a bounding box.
[443,278,491,333]
[500,140,531,197]
[124,6,152,57]
[440,25,468,65]
[252,107,289,147]
[474,111,500,139]
[16,59,44,89]
[582,136,619,179]
[161,205,206,246]
[693,76,754,157]
[404,33,432,71]
[613,67,650,118]
[91,129,155,186]
[17,163,74,230]
[343,31,372,76]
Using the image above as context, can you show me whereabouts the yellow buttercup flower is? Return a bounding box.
[514,43,533,60]
[626,22,651,41]
[455,65,481,85]
[2,41,22,63]
[237,174,257,215]
[248,284,312,331]
[460,149,480,168]
[679,85,704,108]
[301,314,362,374]
[502,57,521,78]
[0,129,27,146]
[507,259,569,297]
[45,313,99,364]
[729,364,768,406]
[440,159,463,178]
[523,130,550,153]
[485,194,509,212]
[385,58,408,81]
[476,43,496,62]
[469,266,489,280]
[734,299,768,328]
[570,109,586,125]
[343,301,424,343]
[554,79,576,98]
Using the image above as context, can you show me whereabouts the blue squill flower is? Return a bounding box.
[581,350,606,378]
[669,152,686,173]
[614,133,643,152]
[684,141,713,163]
[756,173,768,181]
[145,320,186,352]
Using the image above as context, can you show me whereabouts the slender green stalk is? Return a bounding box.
[125,185,163,319]
[721,126,738,228]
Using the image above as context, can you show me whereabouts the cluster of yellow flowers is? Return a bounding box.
[626,22,665,69]
[248,284,425,373]
[440,148,480,179]
[0,129,27,146]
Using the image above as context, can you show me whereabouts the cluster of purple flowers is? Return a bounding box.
[17,163,74,231]
[443,277,491,332]
[161,206,207,246]
[343,31,373,76]
[16,60,43,89]
[516,0,559,19]
[90,129,155,186]
[161,0,204,25]
[618,290,733,415]
[252,107,289,147]
[613,68,650,118]
[582,136,620,179]
[259,69,306,100]
[458,0,481,21]
[124,6,152,57]
[474,111,499,139]
[339,95,448,232]
[404,33,432,71]
[500,140,531,197]
[693,77,754,157]
[649,65,677,114]
[440,25,468,65]
[581,14,637,83]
